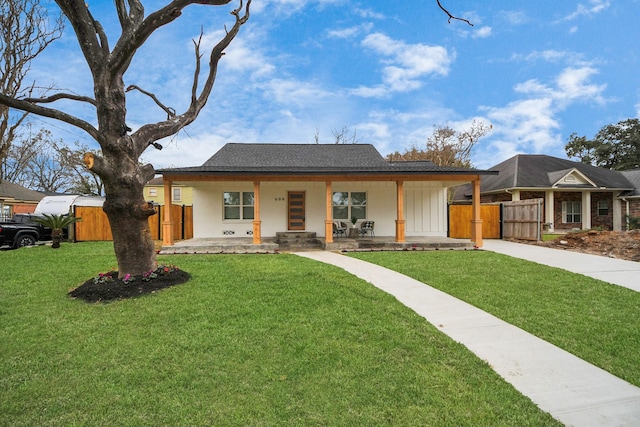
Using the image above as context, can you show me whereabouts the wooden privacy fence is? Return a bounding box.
[502,199,543,241]
[448,204,501,239]
[73,205,193,242]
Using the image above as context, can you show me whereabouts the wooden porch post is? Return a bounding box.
[471,178,483,247]
[162,178,174,246]
[253,181,262,244]
[325,181,333,243]
[395,180,405,242]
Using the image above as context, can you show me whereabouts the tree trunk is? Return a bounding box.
[103,192,157,278]
[51,229,63,249]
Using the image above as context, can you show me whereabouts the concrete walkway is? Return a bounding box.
[482,240,640,292]
[295,250,640,427]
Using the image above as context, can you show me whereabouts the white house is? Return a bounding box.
[158,143,495,247]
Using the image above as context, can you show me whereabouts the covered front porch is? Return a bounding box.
[159,234,476,254]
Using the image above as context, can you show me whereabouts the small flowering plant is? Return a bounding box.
[93,269,117,285]
[93,264,181,285]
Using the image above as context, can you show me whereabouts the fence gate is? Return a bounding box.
[502,199,542,241]
[448,204,501,239]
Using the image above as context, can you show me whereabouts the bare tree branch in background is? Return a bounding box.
[0,0,63,183]
[332,125,362,144]
[2,127,103,194]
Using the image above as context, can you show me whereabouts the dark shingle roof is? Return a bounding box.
[621,169,640,197]
[482,154,633,192]
[159,143,495,176]
[0,181,46,202]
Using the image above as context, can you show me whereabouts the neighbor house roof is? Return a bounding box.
[159,143,497,177]
[480,154,633,193]
[620,169,640,198]
[0,181,46,203]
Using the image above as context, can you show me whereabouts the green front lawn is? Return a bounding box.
[349,250,640,387]
[0,243,560,426]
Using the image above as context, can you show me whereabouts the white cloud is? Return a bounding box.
[498,10,528,25]
[354,7,386,20]
[558,0,610,22]
[475,65,608,167]
[327,23,373,39]
[355,33,453,97]
[472,26,492,39]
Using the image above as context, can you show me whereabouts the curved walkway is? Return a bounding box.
[295,249,640,427]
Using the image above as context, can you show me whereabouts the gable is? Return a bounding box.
[548,168,597,188]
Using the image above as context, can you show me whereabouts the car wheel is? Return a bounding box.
[14,235,37,248]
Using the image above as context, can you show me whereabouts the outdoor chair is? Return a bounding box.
[359,220,375,237]
[333,221,347,238]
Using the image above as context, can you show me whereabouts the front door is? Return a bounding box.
[287,191,306,230]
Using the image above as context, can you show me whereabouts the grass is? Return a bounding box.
[0,242,561,426]
[348,250,640,387]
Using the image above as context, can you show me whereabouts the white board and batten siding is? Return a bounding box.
[190,181,449,238]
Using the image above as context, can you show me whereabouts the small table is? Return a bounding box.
[348,228,359,238]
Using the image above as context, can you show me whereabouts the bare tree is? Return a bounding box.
[331,125,362,144]
[387,120,492,168]
[0,0,63,183]
[2,127,103,194]
[0,1,251,277]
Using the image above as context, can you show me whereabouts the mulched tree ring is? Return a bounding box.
[69,268,191,303]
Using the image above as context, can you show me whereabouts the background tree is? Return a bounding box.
[0,0,63,184]
[312,125,362,144]
[2,127,103,194]
[0,0,252,278]
[387,120,492,167]
[565,118,640,170]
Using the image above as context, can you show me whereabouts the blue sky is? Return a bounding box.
[27,0,640,169]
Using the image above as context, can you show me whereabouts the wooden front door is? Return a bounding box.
[287,191,306,230]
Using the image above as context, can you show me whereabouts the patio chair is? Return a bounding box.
[359,220,375,237]
[333,221,347,238]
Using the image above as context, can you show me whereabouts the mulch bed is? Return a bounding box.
[69,268,191,303]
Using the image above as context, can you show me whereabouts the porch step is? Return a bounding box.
[274,232,322,251]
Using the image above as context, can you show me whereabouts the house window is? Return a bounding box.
[562,201,581,223]
[223,192,254,220]
[148,187,157,197]
[1,204,10,221]
[597,200,609,216]
[172,187,182,202]
[332,191,367,221]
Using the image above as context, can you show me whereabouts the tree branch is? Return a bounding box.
[54,1,106,72]
[0,93,100,141]
[125,85,176,118]
[109,0,235,76]
[436,0,473,26]
[131,0,251,156]
[23,92,97,106]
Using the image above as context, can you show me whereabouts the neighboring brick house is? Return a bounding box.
[0,181,46,221]
[454,154,638,232]
[620,169,640,226]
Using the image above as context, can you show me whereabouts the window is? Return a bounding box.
[223,191,254,220]
[148,187,157,197]
[172,187,182,202]
[1,204,10,221]
[332,191,367,221]
[597,200,609,216]
[562,201,581,223]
